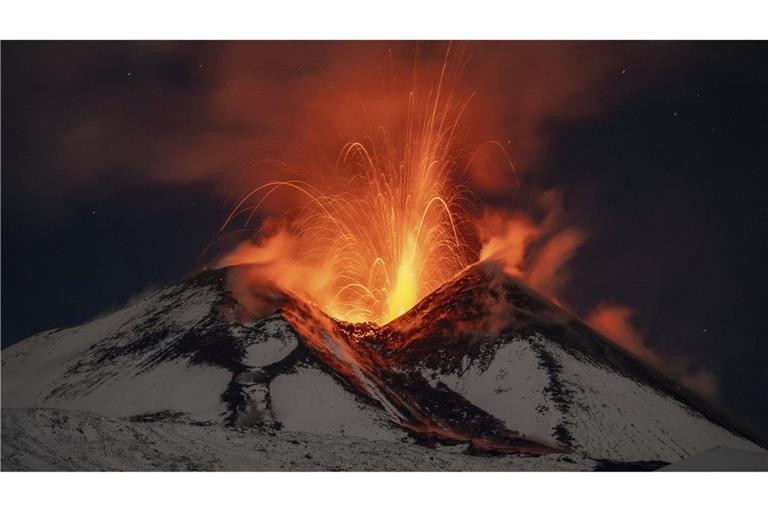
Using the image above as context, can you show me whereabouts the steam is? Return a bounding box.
[587,303,718,398]
[478,191,587,304]
[19,41,675,224]
[478,211,539,277]
[478,197,719,401]
[526,229,587,300]
[218,229,331,320]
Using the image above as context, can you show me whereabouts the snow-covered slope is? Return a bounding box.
[2,273,233,423]
[1,408,596,471]
[2,262,764,470]
[381,263,765,462]
[1,270,398,442]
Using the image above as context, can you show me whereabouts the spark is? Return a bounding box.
[219,46,481,325]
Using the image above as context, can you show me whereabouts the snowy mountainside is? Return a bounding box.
[378,263,765,461]
[1,270,396,441]
[1,408,597,471]
[2,261,765,470]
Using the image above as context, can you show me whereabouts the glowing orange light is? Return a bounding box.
[219,47,479,325]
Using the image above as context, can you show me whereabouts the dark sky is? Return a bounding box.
[2,41,767,436]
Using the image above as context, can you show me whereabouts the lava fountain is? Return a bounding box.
[217,46,513,325]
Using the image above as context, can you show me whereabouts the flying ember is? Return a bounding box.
[219,47,499,325]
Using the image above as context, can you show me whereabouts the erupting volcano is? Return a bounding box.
[4,42,768,472]
[4,258,765,470]
[216,46,509,326]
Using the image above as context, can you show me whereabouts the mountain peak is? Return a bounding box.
[2,263,764,468]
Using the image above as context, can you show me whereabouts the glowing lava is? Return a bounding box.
[217,46,519,325]
[386,234,419,323]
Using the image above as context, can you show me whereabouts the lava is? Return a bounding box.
[215,44,584,327]
[273,269,563,455]
[218,45,484,325]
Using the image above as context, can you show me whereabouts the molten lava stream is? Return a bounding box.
[277,291,562,455]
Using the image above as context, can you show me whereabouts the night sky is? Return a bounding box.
[2,41,767,436]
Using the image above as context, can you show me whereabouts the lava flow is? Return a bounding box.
[217,45,497,325]
[208,46,679,454]
[272,267,564,455]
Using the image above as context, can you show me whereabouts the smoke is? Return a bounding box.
[478,211,539,277]
[477,190,587,304]
[8,41,674,224]
[587,304,653,361]
[217,227,333,320]
[527,229,587,300]
[223,264,294,323]
[587,303,718,398]
[477,193,719,401]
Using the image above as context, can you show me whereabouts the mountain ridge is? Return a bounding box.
[2,261,764,469]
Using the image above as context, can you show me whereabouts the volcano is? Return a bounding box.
[2,262,764,470]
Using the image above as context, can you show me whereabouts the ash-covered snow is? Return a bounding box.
[422,337,561,447]
[238,315,299,368]
[657,446,768,471]
[1,408,597,471]
[529,334,762,461]
[1,277,233,423]
[1,268,406,455]
[424,333,762,462]
[270,366,399,441]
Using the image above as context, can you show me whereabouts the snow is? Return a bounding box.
[541,335,763,461]
[657,446,768,471]
[270,366,399,441]
[42,360,231,422]
[1,408,597,471]
[1,281,231,422]
[1,298,155,409]
[425,333,763,462]
[423,338,561,447]
[240,316,299,368]
[3,265,764,469]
